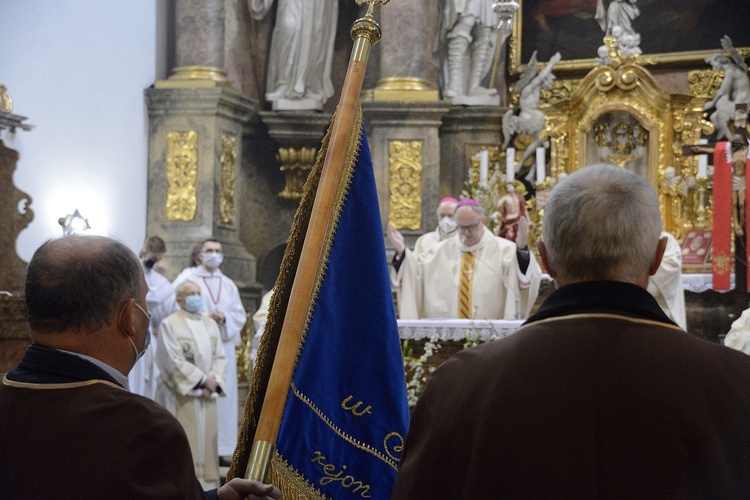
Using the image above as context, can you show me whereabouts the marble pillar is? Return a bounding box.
[362,100,451,251]
[145,87,259,294]
[363,0,439,101]
[176,0,225,69]
[440,106,506,199]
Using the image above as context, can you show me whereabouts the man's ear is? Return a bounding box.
[537,241,555,278]
[118,299,138,338]
[648,236,668,276]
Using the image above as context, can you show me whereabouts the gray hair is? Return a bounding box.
[542,164,662,282]
[25,235,143,333]
[175,280,199,299]
[454,203,485,218]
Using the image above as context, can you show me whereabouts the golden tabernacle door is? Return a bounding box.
[542,60,710,239]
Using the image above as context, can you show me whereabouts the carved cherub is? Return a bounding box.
[703,36,750,141]
[502,51,561,181]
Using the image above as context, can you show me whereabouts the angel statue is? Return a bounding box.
[502,51,561,180]
[703,36,750,141]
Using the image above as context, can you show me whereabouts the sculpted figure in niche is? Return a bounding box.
[703,36,750,142]
[250,0,338,110]
[595,0,639,37]
[502,51,561,178]
[438,0,499,100]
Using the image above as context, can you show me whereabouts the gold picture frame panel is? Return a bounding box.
[509,0,750,76]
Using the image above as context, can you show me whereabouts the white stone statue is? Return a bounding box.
[438,0,500,105]
[703,36,750,141]
[250,0,338,110]
[595,0,639,37]
[502,51,561,179]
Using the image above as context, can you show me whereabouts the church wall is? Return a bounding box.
[0,0,167,260]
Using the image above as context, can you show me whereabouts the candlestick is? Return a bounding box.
[479,149,489,187]
[506,147,515,183]
[535,147,545,184]
[697,138,708,178]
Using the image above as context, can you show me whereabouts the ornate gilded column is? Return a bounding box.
[145,87,259,290]
[362,100,451,251]
[363,0,439,101]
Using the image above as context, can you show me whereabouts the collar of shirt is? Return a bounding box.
[525,280,675,327]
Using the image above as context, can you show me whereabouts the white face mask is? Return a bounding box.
[119,302,151,362]
[438,217,457,235]
[202,252,223,269]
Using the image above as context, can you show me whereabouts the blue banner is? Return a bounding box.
[273,127,410,499]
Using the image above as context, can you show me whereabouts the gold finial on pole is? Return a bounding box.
[356,0,389,18]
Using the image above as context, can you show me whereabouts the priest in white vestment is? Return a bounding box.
[413,197,460,256]
[647,231,686,330]
[389,199,541,320]
[725,308,750,355]
[389,197,459,318]
[129,236,175,399]
[172,239,246,460]
[156,280,226,489]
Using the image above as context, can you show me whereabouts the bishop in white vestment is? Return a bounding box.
[172,240,246,458]
[156,281,226,489]
[391,200,541,320]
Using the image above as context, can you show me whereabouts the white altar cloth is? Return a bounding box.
[397,318,524,342]
[682,273,735,293]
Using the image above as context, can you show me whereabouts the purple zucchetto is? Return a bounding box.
[456,198,480,208]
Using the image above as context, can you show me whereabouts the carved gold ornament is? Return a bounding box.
[388,140,423,231]
[220,133,237,224]
[166,131,198,221]
[278,147,317,200]
[0,85,12,113]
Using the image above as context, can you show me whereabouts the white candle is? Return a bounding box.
[535,147,545,184]
[479,149,489,186]
[697,138,708,178]
[506,147,515,183]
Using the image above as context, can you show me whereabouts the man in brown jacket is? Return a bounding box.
[393,164,750,498]
[0,235,279,500]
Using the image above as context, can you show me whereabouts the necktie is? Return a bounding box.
[458,251,475,319]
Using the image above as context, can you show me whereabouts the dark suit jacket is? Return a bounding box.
[393,281,750,499]
[0,344,206,499]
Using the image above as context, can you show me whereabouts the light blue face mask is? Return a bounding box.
[184,294,203,313]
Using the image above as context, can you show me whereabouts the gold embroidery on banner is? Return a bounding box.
[310,451,372,497]
[166,131,198,221]
[383,432,405,462]
[388,140,423,230]
[267,451,325,500]
[341,395,372,417]
[291,382,400,470]
[220,133,237,224]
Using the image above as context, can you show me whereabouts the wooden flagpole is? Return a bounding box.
[245,1,384,483]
